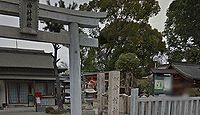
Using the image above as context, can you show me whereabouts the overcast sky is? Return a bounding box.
[0,0,173,66]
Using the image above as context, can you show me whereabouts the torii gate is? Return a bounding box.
[0,0,107,115]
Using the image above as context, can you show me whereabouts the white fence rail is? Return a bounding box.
[130,89,200,115]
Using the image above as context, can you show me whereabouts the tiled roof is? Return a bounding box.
[0,47,50,55]
[0,47,53,69]
[152,62,200,80]
[171,63,200,80]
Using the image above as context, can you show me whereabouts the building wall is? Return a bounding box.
[0,80,5,106]
[172,74,190,95]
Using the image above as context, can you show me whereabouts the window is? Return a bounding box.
[35,81,54,96]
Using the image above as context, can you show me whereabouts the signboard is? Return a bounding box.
[19,0,39,35]
[164,77,172,91]
[154,80,164,90]
[154,74,172,94]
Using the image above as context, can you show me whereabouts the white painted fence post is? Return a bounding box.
[147,100,152,115]
[173,101,177,115]
[183,99,189,115]
[130,88,139,115]
[160,95,166,115]
[195,100,199,115]
[167,101,171,115]
[189,100,194,115]
[130,91,200,115]
[178,100,183,115]
[154,100,158,115]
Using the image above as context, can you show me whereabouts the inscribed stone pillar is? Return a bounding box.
[108,71,120,115]
[97,73,106,115]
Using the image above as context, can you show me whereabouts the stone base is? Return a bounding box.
[0,106,3,110]
[36,106,45,112]
[82,110,96,115]
[102,110,108,115]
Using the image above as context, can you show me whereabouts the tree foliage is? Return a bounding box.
[80,0,160,23]
[99,21,165,75]
[164,0,200,63]
[115,53,140,93]
[80,0,166,78]
[115,53,140,73]
[44,0,65,32]
[81,47,98,72]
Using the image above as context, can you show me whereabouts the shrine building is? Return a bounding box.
[152,62,200,96]
[0,47,66,108]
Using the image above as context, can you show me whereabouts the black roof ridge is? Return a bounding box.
[171,62,200,67]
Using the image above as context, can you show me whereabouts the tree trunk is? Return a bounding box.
[131,73,137,88]
[125,72,131,95]
[53,44,63,110]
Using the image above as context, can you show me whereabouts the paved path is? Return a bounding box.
[0,111,49,115]
[0,108,46,115]
[0,111,70,115]
[0,107,70,115]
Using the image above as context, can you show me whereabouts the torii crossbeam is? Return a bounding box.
[0,0,107,115]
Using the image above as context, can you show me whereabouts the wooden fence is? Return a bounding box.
[130,88,200,115]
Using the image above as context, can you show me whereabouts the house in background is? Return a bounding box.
[0,47,66,108]
[152,62,200,96]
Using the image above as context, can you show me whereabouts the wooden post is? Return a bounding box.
[69,22,82,115]
[173,101,177,115]
[97,73,105,115]
[130,88,139,115]
[108,71,120,115]
[178,100,183,115]
[154,101,158,115]
[147,100,152,115]
[161,99,166,115]
[183,99,189,115]
[195,100,199,115]
[167,101,171,115]
[189,100,193,115]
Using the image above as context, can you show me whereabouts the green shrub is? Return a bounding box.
[49,109,65,114]
[45,107,55,113]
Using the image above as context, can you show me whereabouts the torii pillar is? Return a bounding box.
[68,20,108,115]
[69,22,82,115]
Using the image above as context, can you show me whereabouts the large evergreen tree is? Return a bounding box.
[164,0,200,63]
[80,0,166,78]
